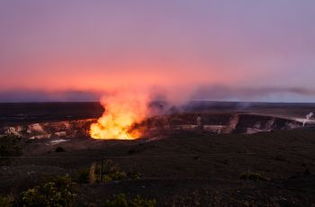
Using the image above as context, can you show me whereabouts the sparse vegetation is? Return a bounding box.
[240,171,270,182]
[96,160,127,183]
[104,194,156,207]
[74,160,139,184]
[127,171,142,180]
[0,135,22,157]
[0,135,22,165]
[19,176,76,207]
[74,168,90,184]
[0,195,14,207]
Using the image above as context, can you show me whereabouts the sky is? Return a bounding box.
[0,0,315,102]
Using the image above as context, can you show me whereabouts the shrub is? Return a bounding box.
[0,135,22,165]
[0,195,14,207]
[240,171,270,182]
[127,171,142,180]
[129,195,157,207]
[104,194,156,207]
[85,160,140,184]
[104,194,128,207]
[97,160,127,183]
[19,176,76,207]
[74,168,90,184]
[0,135,22,156]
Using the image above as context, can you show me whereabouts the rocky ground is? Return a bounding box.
[1,102,315,206]
[1,128,315,206]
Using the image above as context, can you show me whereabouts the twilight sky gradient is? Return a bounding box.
[1,0,315,102]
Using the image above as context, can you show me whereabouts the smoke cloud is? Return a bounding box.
[191,86,315,103]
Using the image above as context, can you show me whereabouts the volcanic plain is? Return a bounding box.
[1,102,315,206]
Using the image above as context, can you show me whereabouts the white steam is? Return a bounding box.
[303,112,314,126]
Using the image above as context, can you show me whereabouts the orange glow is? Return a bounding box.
[89,92,148,140]
[1,60,241,93]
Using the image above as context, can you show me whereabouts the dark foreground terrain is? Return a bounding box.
[1,102,315,206]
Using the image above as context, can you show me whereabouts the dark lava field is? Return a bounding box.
[1,102,315,207]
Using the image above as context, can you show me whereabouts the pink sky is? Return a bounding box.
[1,1,315,102]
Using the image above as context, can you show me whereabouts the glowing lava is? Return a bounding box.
[89,93,148,140]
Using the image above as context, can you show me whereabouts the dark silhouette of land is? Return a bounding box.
[0,102,315,206]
